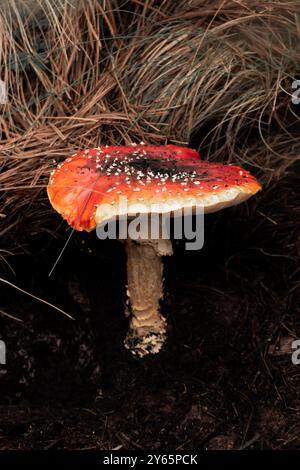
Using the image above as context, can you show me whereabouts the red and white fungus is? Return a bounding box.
[47,144,261,357]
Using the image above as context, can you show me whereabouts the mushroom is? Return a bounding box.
[47,144,261,357]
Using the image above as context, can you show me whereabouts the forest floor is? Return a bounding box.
[1,179,300,450]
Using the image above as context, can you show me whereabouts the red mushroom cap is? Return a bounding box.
[47,144,261,231]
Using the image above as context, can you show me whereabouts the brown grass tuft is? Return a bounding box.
[0,0,300,253]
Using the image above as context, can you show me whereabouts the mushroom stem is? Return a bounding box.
[124,238,173,357]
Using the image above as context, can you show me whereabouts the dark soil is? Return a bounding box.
[1,170,300,450]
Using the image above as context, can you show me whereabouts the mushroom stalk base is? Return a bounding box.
[124,238,172,357]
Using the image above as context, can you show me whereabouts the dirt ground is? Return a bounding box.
[0,170,300,450]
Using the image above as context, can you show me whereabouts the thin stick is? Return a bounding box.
[48,229,74,277]
[0,277,74,320]
[0,308,23,322]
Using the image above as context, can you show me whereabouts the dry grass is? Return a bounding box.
[0,0,300,253]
